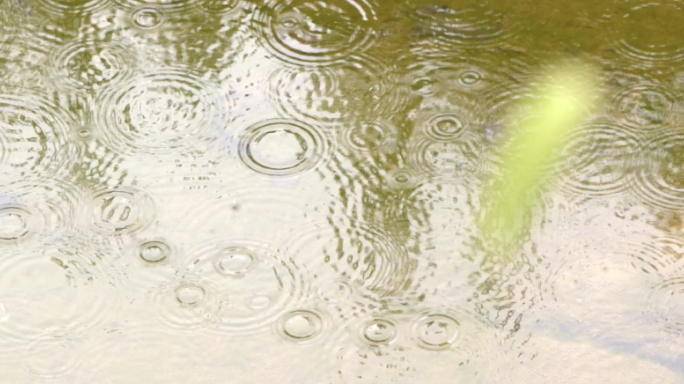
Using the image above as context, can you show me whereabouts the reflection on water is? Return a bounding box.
[0,0,684,382]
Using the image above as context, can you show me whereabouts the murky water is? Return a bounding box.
[1,0,684,382]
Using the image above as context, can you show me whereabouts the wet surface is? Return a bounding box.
[1,0,684,382]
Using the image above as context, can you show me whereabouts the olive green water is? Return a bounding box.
[1,0,684,382]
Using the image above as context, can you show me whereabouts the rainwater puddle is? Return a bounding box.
[0,0,683,383]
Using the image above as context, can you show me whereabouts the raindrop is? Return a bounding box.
[94,68,229,156]
[253,0,376,64]
[361,318,396,344]
[179,241,303,334]
[385,168,423,190]
[238,119,331,177]
[214,247,255,276]
[139,240,171,263]
[81,188,156,235]
[130,7,165,30]
[175,284,205,305]
[278,310,324,341]
[411,313,460,350]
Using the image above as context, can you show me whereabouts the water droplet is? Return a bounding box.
[238,119,330,177]
[139,240,171,263]
[278,310,323,341]
[254,0,376,64]
[215,247,255,276]
[361,318,396,344]
[83,188,156,235]
[131,7,165,30]
[412,313,460,350]
[0,206,32,241]
[175,284,205,305]
[386,168,422,190]
[95,68,229,156]
[424,112,465,141]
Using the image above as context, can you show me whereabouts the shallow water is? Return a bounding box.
[1,0,684,382]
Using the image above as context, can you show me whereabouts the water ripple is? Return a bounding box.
[282,220,411,299]
[0,241,123,340]
[633,129,684,210]
[407,0,518,48]
[47,38,139,93]
[78,187,157,235]
[269,55,405,127]
[150,240,304,334]
[253,0,376,65]
[648,277,684,336]
[238,118,332,177]
[0,91,74,182]
[34,0,111,18]
[94,67,230,156]
[557,123,641,196]
[610,0,684,64]
[610,82,682,128]
[113,0,199,13]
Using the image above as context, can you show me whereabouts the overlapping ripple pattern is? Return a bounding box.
[1,0,684,383]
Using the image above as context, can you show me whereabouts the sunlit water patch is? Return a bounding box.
[253,0,376,65]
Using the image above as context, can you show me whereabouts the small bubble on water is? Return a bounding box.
[139,240,171,263]
[412,314,460,350]
[278,310,323,341]
[362,318,396,344]
[175,284,205,305]
[215,247,255,276]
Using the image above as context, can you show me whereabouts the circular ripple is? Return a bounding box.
[47,39,138,93]
[611,0,684,63]
[634,130,684,210]
[340,119,397,153]
[283,221,410,298]
[0,243,121,339]
[238,119,331,177]
[0,178,82,243]
[151,278,217,331]
[557,123,641,196]
[0,93,72,181]
[23,328,87,378]
[406,61,494,97]
[113,0,199,13]
[360,318,397,345]
[79,188,156,235]
[130,7,166,30]
[621,235,684,276]
[196,0,239,13]
[385,167,424,190]
[611,83,680,128]
[277,309,325,342]
[95,68,228,155]
[253,0,376,65]
[411,313,460,350]
[172,240,303,334]
[269,55,405,127]
[648,277,684,335]
[34,0,109,17]
[409,1,517,48]
[139,240,172,263]
[409,134,484,177]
